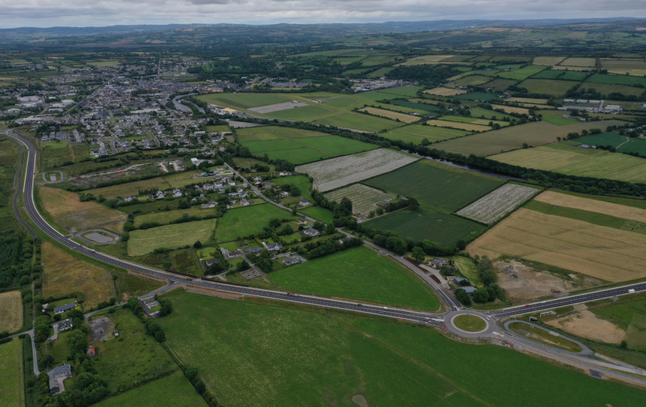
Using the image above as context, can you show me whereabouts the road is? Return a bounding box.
[7,130,443,326]
[8,128,646,386]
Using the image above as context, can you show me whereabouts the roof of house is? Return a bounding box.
[49,364,72,378]
[462,286,477,294]
[54,303,77,313]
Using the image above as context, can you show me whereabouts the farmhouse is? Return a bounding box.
[221,247,244,260]
[430,258,448,269]
[57,319,73,332]
[142,298,160,310]
[296,199,312,208]
[54,303,77,315]
[48,364,72,395]
[282,257,302,266]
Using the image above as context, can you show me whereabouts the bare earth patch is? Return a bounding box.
[39,187,126,233]
[547,310,626,344]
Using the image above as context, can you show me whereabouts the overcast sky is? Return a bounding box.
[0,0,645,28]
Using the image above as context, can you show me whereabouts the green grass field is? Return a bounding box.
[42,140,69,150]
[241,135,378,165]
[592,294,646,350]
[313,111,404,132]
[531,70,564,79]
[580,82,645,97]
[457,92,502,101]
[93,371,206,407]
[490,143,646,184]
[363,160,502,245]
[468,107,513,121]
[236,126,327,142]
[518,79,579,96]
[273,175,313,202]
[198,93,291,109]
[381,125,470,145]
[301,206,335,224]
[157,291,646,407]
[0,339,23,407]
[216,204,296,242]
[91,308,177,392]
[587,73,646,87]
[575,133,628,148]
[86,171,203,199]
[134,206,219,227]
[128,219,216,256]
[498,65,545,80]
[482,78,517,91]
[269,247,439,309]
[539,110,580,125]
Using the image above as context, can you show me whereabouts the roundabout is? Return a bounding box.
[445,310,498,338]
[453,314,487,333]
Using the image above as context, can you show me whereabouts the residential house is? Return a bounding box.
[462,286,477,295]
[57,319,73,332]
[201,201,217,209]
[142,298,160,310]
[172,188,183,198]
[202,258,219,269]
[240,199,253,206]
[430,258,448,269]
[302,227,320,237]
[48,364,72,395]
[296,199,311,208]
[221,247,244,260]
[261,181,272,190]
[282,257,301,266]
[245,247,263,255]
[262,242,282,253]
[54,303,77,315]
[155,190,165,200]
[87,346,96,357]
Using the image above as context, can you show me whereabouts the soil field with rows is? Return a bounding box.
[296,149,418,192]
[324,184,394,216]
[456,183,540,224]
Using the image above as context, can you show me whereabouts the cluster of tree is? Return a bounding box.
[310,191,353,219]
[304,236,362,260]
[247,249,274,273]
[0,235,30,288]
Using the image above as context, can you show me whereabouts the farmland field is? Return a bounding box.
[456,184,540,224]
[0,339,23,407]
[575,133,628,148]
[538,110,580,125]
[451,75,493,86]
[533,56,566,65]
[490,143,646,184]
[363,160,502,245]
[506,97,549,104]
[197,93,290,109]
[518,79,578,96]
[381,125,470,145]
[424,87,467,96]
[42,242,116,308]
[358,107,421,123]
[586,73,646,87]
[85,171,204,199]
[90,308,178,392]
[312,111,404,132]
[399,55,453,65]
[265,105,330,120]
[600,59,646,76]
[170,249,203,276]
[301,206,335,224]
[426,119,491,132]
[134,206,218,227]
[386,99,441,112]
[94,371,206,407]
[490,104,530,114]
[38,187,127,233]
[235,126,328,142]
[498,65,545,80]
[468,107,513,121]
[467,205,646,283]
[0,291,22,333]
[534,191,646,224]
[482,78,517,91]
[273,175,314,202]
[559,57,596,67]
[158,291,645,407]
[324,184,394,216]
[431,120,626,157]
[269,247,439,309]
[241,135,378,165]
[215,204,297,242]
[457,92,502,101]
[531,70,563,79]
[580,82,645,97]
[296,149,418,192]
[128,219,216,255]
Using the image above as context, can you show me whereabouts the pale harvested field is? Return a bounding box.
[467,209,646,282]
[42,242,116,308]
[426,120,491,132]
[535,191,646,223]
[0,291,23,332]
[358,107,420,123]
[424,87,467,96]
[506,97,549,104]
[296,149,418,192]
[532,56,566,66]
[457,184,539,224]
[39,187,126,233]
[601,59,646,77]
[547,310,625,344]
[399,55,454,65]
[559,57,596,67]
[490,104,530,114]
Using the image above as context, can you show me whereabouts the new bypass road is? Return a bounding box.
[7,129,646,327]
